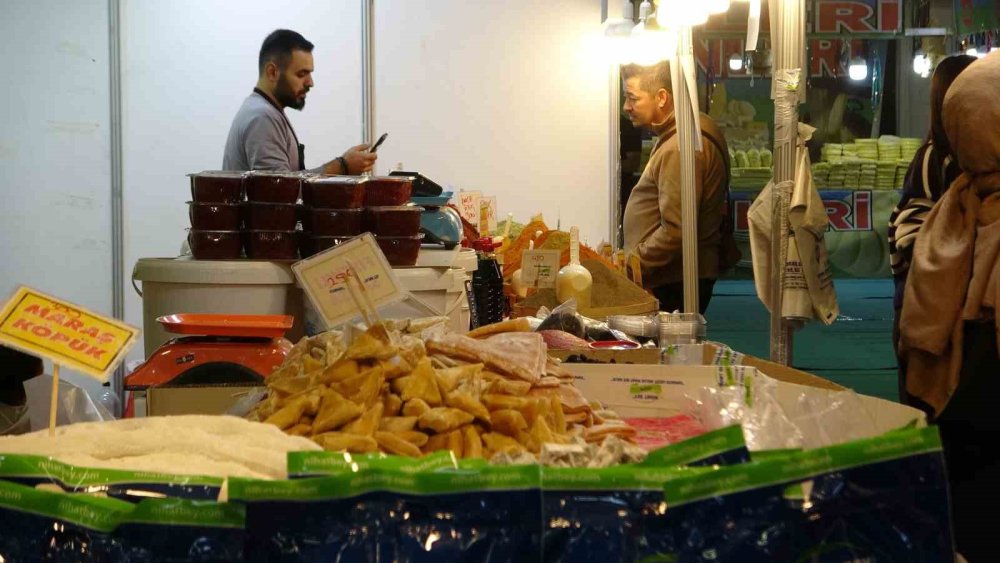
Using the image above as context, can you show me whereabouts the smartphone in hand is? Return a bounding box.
[370,133,388,153]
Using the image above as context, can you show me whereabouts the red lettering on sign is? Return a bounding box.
[879,0,899,32]
[24,304,51,318]
[64,319,83,331]
[826,201,853,231]
[817,2,876,33]
[69,339,89,352]
[85,346,106,361]
[52,332,71,345]
[853,191,872,230]
[80,327,99,339]
[31,325,52,338]
[12,318,33,331]
[810,40,840,77]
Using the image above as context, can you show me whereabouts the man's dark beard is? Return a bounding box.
[275,74,307,110]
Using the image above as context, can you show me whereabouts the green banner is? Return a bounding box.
[955,0,1000,35]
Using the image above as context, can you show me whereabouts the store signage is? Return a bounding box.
[954,0,1000,35]
[457,191,482,227]
[0,286,139,381]
[479,196,498,235]
[292,233,406,329]
[732,190,873,232]
[521,250,561,289]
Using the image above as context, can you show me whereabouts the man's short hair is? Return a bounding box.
[258,29,314,75]
[622,62,672,94]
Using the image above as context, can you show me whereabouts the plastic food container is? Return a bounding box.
[188,230,242,260]
[243,230,300,260]
[188,202,241,230]
[190,172,244,203]
[243,202,299,231]
[303,208,364,237]
[305,236,350,257]
[364,176,413,206]
[245,172,302,203]
[376,235,423,266]
[302,176,367,208]
[365,206,424,237]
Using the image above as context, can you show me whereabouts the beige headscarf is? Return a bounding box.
[900,51,1000,416]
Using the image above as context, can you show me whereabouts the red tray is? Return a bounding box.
[157,314,293,338]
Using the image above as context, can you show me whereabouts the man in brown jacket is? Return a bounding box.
[622,62,732,313]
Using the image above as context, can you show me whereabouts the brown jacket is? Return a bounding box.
[623,112,729,288]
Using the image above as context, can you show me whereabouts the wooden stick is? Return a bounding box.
[49,364,60,437]
[344,274,374,327]
[345,259,383,326]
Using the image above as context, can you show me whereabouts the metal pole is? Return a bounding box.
[609,64,622,250]
[673,25,700,314]
[108,0,126,415]
[768,0,804,364]
[361,0,376,148]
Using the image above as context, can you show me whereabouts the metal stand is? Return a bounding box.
[361,0,376,148]
[672,25,701,314]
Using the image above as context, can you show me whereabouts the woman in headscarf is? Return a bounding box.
[899,51,1000,562]
[888,55,977,411]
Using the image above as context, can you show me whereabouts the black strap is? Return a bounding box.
[253,88,305,171]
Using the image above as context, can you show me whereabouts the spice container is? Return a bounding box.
[243,202,299,231]
[302,208,364,237]
[245,172,302,203]
[376,235,423,266]
[188,202,241,230]
[364,176,413,206]
[190,172,244,203]
[365,206,424,237]
[302,176,366,208]
[243,230,300,260]
[188,230,242,260]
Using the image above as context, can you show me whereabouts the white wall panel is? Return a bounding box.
[121,0,364,358]
[375,0,611,246]
[0,0,112,395]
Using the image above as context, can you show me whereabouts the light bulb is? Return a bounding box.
[912,53,931,77]
[729,53,743,71]
[848,57,868,81]
[706,0,731,14]
[966,47,980,58]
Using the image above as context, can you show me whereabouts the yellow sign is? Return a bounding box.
[292,233,406,330]
[0,286,139,381]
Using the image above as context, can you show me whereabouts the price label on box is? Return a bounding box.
[479,196,497,235]
[0,286,139,381]
[292,233,407,329]
[457,191,482,226]
[521,250,561,289]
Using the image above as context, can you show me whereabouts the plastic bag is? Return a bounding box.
[0,402,30,435]
[231,460,543,562]
[652,426,953,562]
[535,298,585,338]
[0,454,224,503]
[113,498,246,562]
[23,374,114,432]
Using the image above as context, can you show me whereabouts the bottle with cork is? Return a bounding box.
[556,226,593,309]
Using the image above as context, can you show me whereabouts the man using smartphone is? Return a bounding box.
[223,29,377,174]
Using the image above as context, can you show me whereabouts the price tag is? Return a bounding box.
[0,286,139,381]
[479,196,497,235]
[520,250,561,289]
[292,233,406,329]
[457,191,482,226]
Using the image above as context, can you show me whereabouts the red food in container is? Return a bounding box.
[376,235,423,266]
[365,206,424,237]
[302,176,367,208]
[188,230,242,260]
[190,171,244,203]
[243,230,300,260]
[245,172,302,203]
[303,208,364,237]
[188,202,241,230]
[306,236,351,257]
[364,176,413,206]
[243,202,299,231]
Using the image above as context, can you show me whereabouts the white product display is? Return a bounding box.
[555,227,593,308]
[131,258,306,356]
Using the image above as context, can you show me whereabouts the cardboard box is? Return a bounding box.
[564,363,924,446]
[142,385,264,417]
[548,348,662,364]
